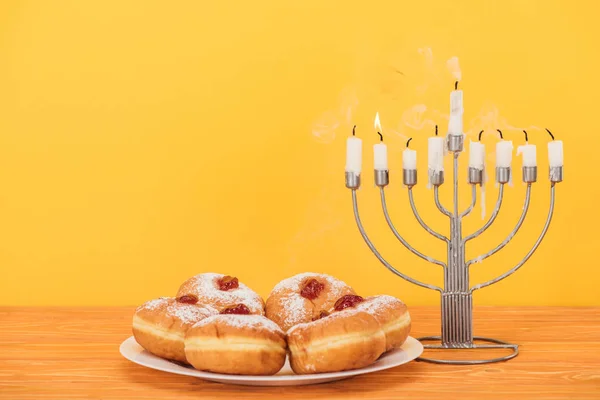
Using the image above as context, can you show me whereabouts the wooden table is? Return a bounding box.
[1,307,599,399]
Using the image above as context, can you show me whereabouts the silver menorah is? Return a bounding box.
[346,134,562,364]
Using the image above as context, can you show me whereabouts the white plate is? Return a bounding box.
[120,336,423,386]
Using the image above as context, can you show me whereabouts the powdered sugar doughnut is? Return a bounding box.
[355,295,411,351]
[185,314,286,375]
[286,306,386,374]
[265,272,356,332]
[176,273,265,315]
[132,297,218,363]
[286,293,411,373]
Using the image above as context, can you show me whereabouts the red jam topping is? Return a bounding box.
[177,294,199,304]
[218,276,239,291]
[300,279,325,300]
[334,295,364,311]
[312,310,329,321]
[220,304,251,315]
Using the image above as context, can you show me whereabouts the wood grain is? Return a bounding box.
[1,307,599,399]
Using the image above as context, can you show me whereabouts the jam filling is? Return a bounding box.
[177,294,199,304]
[220,304,251,315]
[218,275,239,291]
[300,279,325,300]
[334,294,364,311]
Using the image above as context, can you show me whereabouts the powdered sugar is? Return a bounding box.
[166,303,218,324]
[193,314,284,334]
[276,294,312,329]
[269,273,355,330]
[356,295,401,314]
[271,273,353,301]
[286,306,362,335]
[178,273,264,314]
[136,297,170,312]
[272,272,333,294]
[286,295,404,334]
[136,297,218,324]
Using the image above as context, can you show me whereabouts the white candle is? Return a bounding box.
[450,90,463,116]
[448,88,463,137]
[374,143,388,170]
[371,111,387,170]
[496,140,513,168]
[448,114,463,136]
[548,140,564,167]
[428,136,445,171]
[516,143,537,167]
[403,147,417,170]
[345,137,362,173]
[469,141,485,170]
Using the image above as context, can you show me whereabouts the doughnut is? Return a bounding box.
[354,295,411,351]
[286,300,386,374]
[131,272,412,376]
[132,297,218,363]
[177,273,265,315]
[185,314,287,375]
[265,273,356,331]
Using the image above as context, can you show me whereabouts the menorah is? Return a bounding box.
[345,134,562,364]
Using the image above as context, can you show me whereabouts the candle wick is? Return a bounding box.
[435,125,438,136]
[377,132,383,142]
[523,130,528,142]
[454,81,459,90]
[478,130,484,141]
[406,137,412,148]
[496,129,503,139]
[545,128,555,140]
[352,125,356,136]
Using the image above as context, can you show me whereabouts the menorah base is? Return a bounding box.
[416,336,519,365]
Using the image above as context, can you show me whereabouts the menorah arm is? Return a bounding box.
[466,184,531,267]
[470,184,555,292]
[434,186,452,217]
[459,185,477,217]
[352,190,443,293]
[381,188,446,267]
[464,185,505,243]
[408,189,449,243]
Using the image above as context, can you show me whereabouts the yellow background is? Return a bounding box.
[0,0,597,306]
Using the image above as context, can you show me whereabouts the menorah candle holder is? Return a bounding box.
[346,137,562,365]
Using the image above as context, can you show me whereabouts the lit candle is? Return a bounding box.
[373,113,388,170]
[428,125,445,172]
[345,125,362,174]
[546,129,563,167]
[495,129,513,168]
[516,130,537,167]
[469,135,485,170]
[403,138,417,170]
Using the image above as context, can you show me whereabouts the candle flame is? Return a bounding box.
[374,112,382,132]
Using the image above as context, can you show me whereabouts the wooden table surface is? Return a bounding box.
[1,306,599,399]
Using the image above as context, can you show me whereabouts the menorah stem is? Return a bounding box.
[351,189,443,293]
[460,185,477,218]
[471,184,556,292]
[408,189,449,242]
[436,150,472,346]
[466,184,532,267]
[380,188,446,268]
[434,187,452,217]
[453,153,459,216]
[464,185,505,243]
